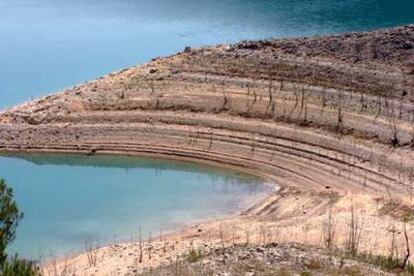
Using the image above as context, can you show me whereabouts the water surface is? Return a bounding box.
[0,153,270,259]
[1,0,414,109]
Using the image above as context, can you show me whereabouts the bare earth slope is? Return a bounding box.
[1,25,414,275]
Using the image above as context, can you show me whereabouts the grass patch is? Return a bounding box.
[352,252,414,274]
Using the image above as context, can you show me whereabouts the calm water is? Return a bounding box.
[0,154,270,259]
[1,0,414,109]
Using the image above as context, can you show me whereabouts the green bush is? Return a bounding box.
[185,249,203,263]
[1,256,39,276]
[0,179,23,264]
[0,179,39,275]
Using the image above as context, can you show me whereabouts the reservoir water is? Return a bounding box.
[0,154,270,259]
[1,0,414,109]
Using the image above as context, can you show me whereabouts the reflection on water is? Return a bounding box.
[0,153,271,259]
[1,0,413,108]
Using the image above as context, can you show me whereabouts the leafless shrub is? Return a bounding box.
[388,223,398,260]
[168,255,184,276]
[44,258,60,276]
[85,235,98,268]
[187,132,193,145]
[159,226,163,242]
[390,116,399,147]
[298,84,306,120]
[376,95,382,118]
[322,208,336,250]
[265,79,273,117]
[398,100,404,120]
[258,223,268,245]
[399,223,410,269]
[336,95,344,134]
[346,202,363,257]
[220,88,230,112]
[59,258,69,276]
[246,87,258,114]
[208,129,214,149]
[287,84,300,121]
[139,227,143,263]
[245,229,250,246]
[231,224,236,245]
[148,232,153,260]
[359,94,367,113]
[219,224,225,249]
[409,169,414,206]
[118,90,125,100]
[321,93,327,113]
[251,136,257,153]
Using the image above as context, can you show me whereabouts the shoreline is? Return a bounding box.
[0,149,280,187]
[2,150,278,261]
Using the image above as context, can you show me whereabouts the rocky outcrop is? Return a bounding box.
[144,242,391,276]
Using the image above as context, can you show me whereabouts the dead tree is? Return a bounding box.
[323,208,336,250]
[337,105,343,134]
[208,129,214,149]
[246,87,258,115]
[321,92,327,113]
[390,116,399,147]
[85,235,98,268]
[399,223,411,269]
[221,89,230,112]
[346,202,363,257]
[265,79,274,117]
[148,232,152,260]
[139,227,143,263]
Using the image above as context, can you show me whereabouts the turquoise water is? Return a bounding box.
[0,154,270,259]
[1,0,414,109]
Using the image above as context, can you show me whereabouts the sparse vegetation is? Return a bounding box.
[138,242,398,276]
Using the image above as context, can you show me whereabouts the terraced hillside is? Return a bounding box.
[2,25,413,194]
